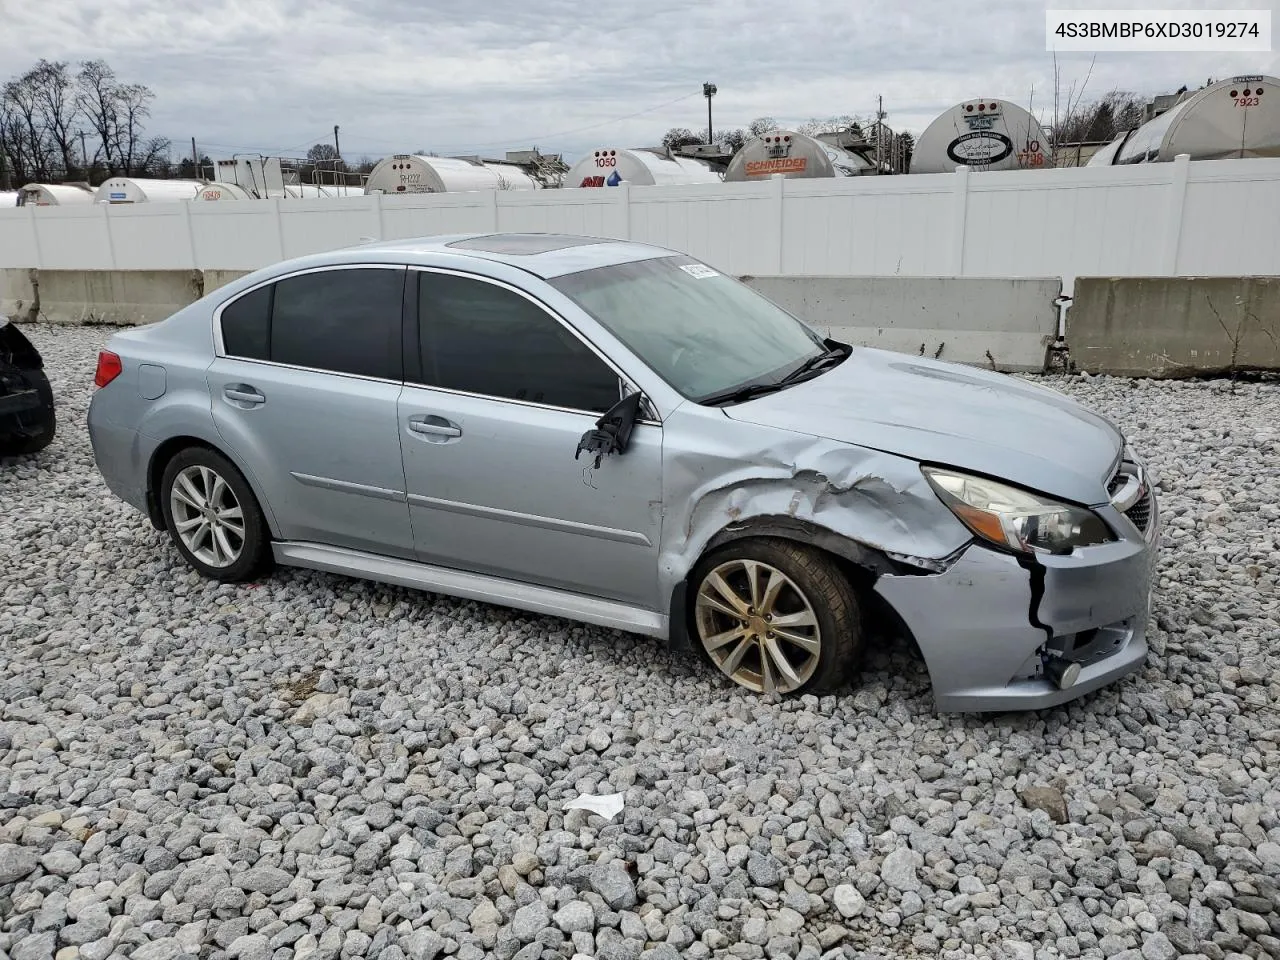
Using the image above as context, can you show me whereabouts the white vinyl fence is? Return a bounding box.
[2,155,1279,289]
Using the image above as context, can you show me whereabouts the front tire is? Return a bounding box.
[690,538,862,695]
[160,447,271,582]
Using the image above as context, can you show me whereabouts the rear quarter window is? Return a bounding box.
[220,285,272,360]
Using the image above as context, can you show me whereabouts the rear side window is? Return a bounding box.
[416,272,620,413]
[271,269,404,380]
[220,285,271,361]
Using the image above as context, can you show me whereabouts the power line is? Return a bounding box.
[194,133,333,155]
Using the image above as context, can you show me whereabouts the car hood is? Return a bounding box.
[722,347,1124,506]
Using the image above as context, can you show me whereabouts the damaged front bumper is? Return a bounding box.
[876,498,1160,713]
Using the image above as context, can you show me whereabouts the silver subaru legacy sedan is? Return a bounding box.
[88,233,1159,712]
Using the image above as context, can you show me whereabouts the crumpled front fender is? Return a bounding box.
[657,407,974,639]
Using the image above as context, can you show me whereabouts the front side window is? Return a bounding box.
[220,267,404,380]
[550,256,827,402]
[416,272,620,413]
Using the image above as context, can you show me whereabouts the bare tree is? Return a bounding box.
[30,61,81,178]
[661,127,703,152]
[76,59,120,172]
[795,115,867,138]
[3,70,54,181]
[306,143,339,163]
[116,83,163,175]
[1051,89,1146,167]
[748,117,778,137]
[718,128,747,153]
[895,131,915,172]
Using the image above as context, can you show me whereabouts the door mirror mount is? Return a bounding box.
[575,391,644,469]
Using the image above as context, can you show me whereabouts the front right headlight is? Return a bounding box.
[922,467,1115,556]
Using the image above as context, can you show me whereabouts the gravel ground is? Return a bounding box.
[2,324,1279,960]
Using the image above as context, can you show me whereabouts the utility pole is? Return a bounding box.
[333,125,341,158]
[703,83,717,145]
[80,131,88,174]
[875,95,886,171]
[191,137,199,176]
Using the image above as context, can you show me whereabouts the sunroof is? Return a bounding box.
[445,234,606,255]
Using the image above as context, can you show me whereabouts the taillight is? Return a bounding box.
[94,350,122,388]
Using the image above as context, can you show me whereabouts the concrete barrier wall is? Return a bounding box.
[4,268,1061,373]
[1069,277,1280,377]
[744,276,1060,373]
[11,269,1280,378]
[1,268,205,326]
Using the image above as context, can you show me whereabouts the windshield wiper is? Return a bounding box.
[697,380,792,407]
[777,345,846,386]
[698,346,846,407]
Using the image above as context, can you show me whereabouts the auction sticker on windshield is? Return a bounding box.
[680,264,719,279]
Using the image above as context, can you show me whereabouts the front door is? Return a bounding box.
[398,269,663,608]
[209,265,414,557]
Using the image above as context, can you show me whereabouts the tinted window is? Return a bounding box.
[220,285,271,360]
[270,268,404,379]
[417,273,620,413]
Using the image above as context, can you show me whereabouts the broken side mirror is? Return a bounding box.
[575,391,644,469]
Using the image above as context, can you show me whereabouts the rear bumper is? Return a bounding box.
[876,498,1159,713]
[87,409,150,515]
[0,371,53,439]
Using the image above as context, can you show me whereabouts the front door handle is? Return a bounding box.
[407,415,462,440]
[223,385,265,406]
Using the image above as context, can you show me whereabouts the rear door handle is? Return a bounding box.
[407,415,462,440]
[224,385,265,405]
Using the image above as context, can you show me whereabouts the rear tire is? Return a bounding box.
[160,446,272,582]
[689,537,862,696]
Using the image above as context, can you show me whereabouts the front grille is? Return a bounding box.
[1107,472,1127,496]
[1124,488,1153,534]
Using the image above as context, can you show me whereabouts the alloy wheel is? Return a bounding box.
[169,464,246,568]
[695,558,822,694]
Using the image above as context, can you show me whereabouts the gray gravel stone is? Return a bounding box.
[554,901,595,933]
[833,884,865,918]
[235,867,293,895]
[228,933,272,960]
[511,901,550,941]
[0,844,39,883]
[13,933,58,960]
[590,866,638,909]
[746,853,783,887]
[880,848,923,892]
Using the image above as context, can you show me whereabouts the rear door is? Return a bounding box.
[398,268,664,608]
[207,265,415,557]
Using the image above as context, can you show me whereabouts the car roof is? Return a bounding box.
[282,233,679,280]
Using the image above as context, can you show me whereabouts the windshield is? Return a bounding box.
[550,256,828,402]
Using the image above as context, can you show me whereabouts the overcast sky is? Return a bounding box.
[4,0,1277,165]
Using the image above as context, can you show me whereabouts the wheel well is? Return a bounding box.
[667,518,907,653]
[145,436,218,530]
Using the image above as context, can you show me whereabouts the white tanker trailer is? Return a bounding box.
[911,98,1052,173]
[723,131,876,181]
[95,178,203,203]
[17,183,96,206]
[1088,75,1279,165]
[565,148,722,187]
[364,155,542,194]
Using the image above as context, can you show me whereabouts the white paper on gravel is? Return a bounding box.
[564,792,625,821]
